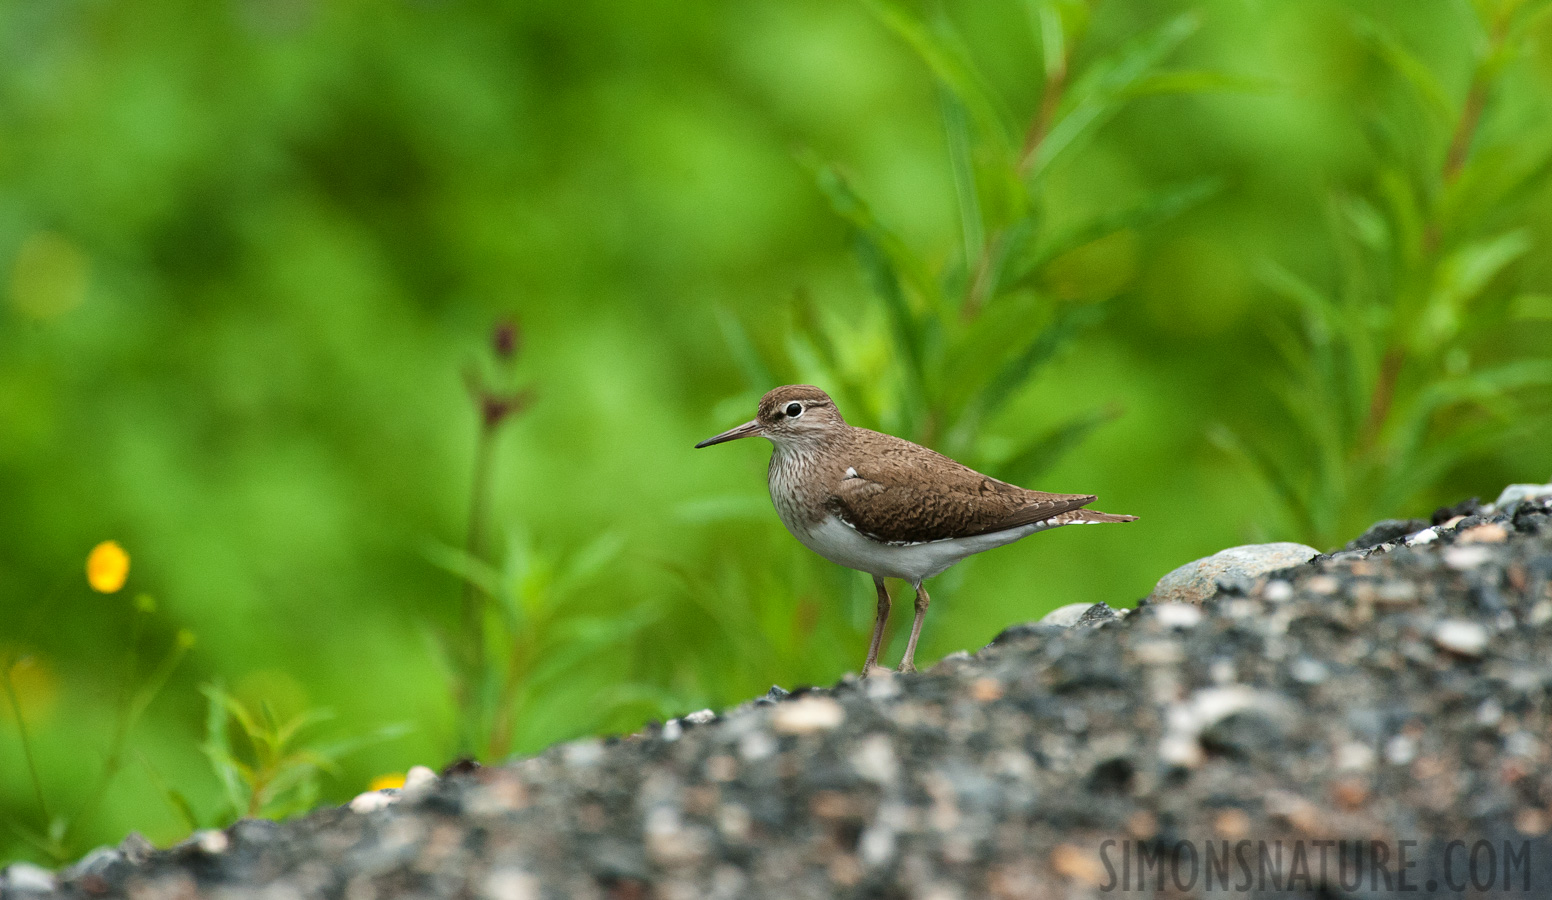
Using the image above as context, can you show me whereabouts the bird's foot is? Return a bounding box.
[896,660,917,675]
[861,664,894,679]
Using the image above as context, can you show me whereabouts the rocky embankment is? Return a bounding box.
[8,485,1552,899]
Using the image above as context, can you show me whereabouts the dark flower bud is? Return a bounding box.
[493,318,521,360]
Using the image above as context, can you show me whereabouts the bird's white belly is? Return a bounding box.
[784,513,1064,584]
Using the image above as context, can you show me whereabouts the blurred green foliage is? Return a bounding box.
[2,0,1550,864]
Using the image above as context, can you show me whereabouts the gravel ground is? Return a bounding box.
[11,492,1552,899]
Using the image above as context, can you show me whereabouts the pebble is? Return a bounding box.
[1432,619,1489,656]
[1444,545,1494,569]
[350,790,399,813]
[3,863,57,893]
[1458,523,1508,544]
[771,696,845,734]
[1151,603,1202,628]
[404,765,438,792]
[1147,542,1319,605]
[1038,603,1095,627]
[1492,482,1552,513]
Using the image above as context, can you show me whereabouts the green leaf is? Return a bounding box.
[1012,177,1220,284]
[1348,15,1453,122]
[940,87,985,275]
[1027,12,1199,179]
[1124,70,1276,98]
[421,541,503,598]
[1418,229,1532,350]
[967,299,1109,428]
[1208,425,1316,540]
[862,0,1013,149]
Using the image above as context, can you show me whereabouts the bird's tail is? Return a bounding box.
[1055,509,1137,525]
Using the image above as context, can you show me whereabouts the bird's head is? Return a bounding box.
[694,385,846,450]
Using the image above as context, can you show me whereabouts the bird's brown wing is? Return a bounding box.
[826,429,1095,544]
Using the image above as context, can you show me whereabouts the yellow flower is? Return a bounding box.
[369,773,406,792]
[87,541,130,593]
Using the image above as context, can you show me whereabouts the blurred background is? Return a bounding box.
[3,0,1551,864]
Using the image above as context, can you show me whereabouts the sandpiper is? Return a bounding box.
[696,385,1136,675]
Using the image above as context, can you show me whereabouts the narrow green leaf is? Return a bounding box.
[940,87,985,276]
[1028,12,1199,178]
[1208,425,1316,540]
[975,299,1108,422]
[862,0,1013,149]
[1418,229,1532,350]
[1124,70,1276,98]
[1013,177,1220,283]
[1348,16,1453,122]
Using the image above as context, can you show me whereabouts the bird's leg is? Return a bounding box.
[897,583,930,674]
[861,575,892,677]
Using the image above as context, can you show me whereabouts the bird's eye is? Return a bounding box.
[785,402,803,418]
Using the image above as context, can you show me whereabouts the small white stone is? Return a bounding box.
[350,790,398,813]
[1263,580,1294,602]
[1152,603,1202,628]
[1385,735,1417,765]
[194,829,229,853]
[771,696,845,734]
[1290,658,1328,684]
[1039,603,1095,627]
[1432,619,1489,656]
[1375,581,1419,605]
[858,824,896,866]
[661,719,683,741]
[1336,742,1375,772]
[1477,698,1504,726]
[1507,732,1540,758]
[403,765,438,792]
[851,733,899,784]
[863,673,900,700]
[1407,527,1439,546]
[684,709,716,725]
[483,867,541,900]
[563,740,605,768]
[738,730,776,761]
[1444,545,1493,570]
[1531,600,1552,625]
[4,863,57,892]
[1305,575,1340,595]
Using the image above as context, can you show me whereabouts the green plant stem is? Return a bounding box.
[456,418,499,756]
[69,635,189,841]
[2,659,51,830]
[1362,23,1500,454]
[1018,40,1067,176]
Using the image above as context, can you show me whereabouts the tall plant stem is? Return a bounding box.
[3,660,51,831]
[1018,48,1067,176]
[456,419,499,755]
[1362,24,1498,453]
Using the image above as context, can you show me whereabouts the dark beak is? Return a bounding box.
[694,419,762,448]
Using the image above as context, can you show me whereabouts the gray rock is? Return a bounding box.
[1346,518,1428,551]
[1146,542,1319,606]
[1037,602,1096,627]
[1492,482,1552,515]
